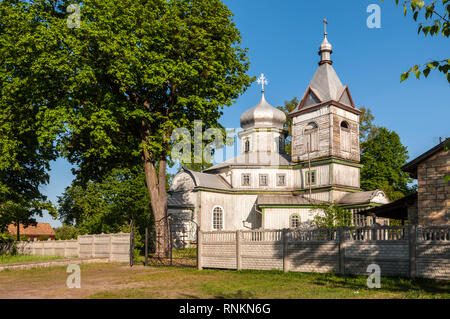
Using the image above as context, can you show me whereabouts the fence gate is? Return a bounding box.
[147,215,197,267]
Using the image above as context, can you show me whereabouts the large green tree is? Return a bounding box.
[360,127,414,201]
[58,167,151,252]
[1,0,252,256]
[0,0,57,236]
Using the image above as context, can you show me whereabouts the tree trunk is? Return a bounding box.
[16,221,20,241]
[142,149,170,258]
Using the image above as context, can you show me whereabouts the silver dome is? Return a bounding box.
[240,93,286,130]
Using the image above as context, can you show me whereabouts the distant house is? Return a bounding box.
[361,138,449,225]
[7,223,56,241]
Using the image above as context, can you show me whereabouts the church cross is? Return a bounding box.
[323,18,328,36]
[257,73,268,92]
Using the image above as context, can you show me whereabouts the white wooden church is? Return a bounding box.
[168,28,389,235]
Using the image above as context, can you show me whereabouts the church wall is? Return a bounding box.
[332,163,360,188]
[239,129,284,154]
[230,168,294,190]
[263,208,315,229]
[330,106,360,162]
[199,191,260,231]
[299,165,330,188]
[291,106,331,162]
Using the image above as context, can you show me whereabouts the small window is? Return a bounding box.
[290,214,301,229]
[259,174,268,186]
[244,139,250,153]
[277,174,286,186]
[212,207,224,230]
[241,174,251,186]
[305,170,316,185]
[340,121,351,152]
[340,121,349,129]
[304,122,319,152]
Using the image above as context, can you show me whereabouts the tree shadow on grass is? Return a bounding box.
[311,272,450,295]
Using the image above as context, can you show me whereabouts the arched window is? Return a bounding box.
[340,121,351,152]
[244,139,250,153]
[290,214,301,229]
[212,206,224,230]
[304,122,319,153]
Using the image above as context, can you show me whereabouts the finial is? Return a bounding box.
[257,73,268,93]
[323,18,328,37]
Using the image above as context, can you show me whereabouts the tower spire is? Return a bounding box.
[319,18,333,65]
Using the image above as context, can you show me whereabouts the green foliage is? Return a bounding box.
[361,127,414,201]
[359,107,379,141]
[312,203,353,228]
[388,0,450,82]
[0,232,16,255]
[58,167,151,252]
[0,0,58,232]
[277,97,299,156]
[54,224,80,240]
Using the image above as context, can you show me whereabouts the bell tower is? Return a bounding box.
[289,20,363,201]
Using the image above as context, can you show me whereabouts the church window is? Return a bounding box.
[305,170,316,185]
[304,122,319,152]
[212,206,224,230]
[277,174,286,186]
[259,174,268,186]
[290,214,301,229]
[279,137,285,153]
[241,174,251,186]
[340,121,351,152]
[244,139,250,153]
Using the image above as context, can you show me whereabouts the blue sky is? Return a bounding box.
[38,0,450,227]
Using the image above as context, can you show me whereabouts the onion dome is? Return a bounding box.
[240,91,286,130]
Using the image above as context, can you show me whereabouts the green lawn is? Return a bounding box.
[0,262,449,299]
[0,254,64,264]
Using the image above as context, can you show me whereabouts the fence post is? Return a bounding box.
[338,227,346,275]
[283,229,289,273]
[409,224,417,278]
[197,229,203,270]
[236,230,242,271]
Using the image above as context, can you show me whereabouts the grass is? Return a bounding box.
[2,262,447,299]
[0,254,64,264]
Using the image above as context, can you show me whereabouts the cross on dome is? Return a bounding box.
[323,17,328,37]
[257,73,268,93]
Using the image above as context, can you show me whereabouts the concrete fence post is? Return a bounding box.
[409,224,417,278]
[283,229,289,273]
[338,227,346,275]
[109,234,113,262]
[236,230,242,271]
[197,230,203,270]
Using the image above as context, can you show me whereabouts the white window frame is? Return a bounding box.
[212,205,224,231]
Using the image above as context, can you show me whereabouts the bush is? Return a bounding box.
[54,224,80,240]
[0,233,17,255]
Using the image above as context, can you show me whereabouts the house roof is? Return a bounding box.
[167,192,194,208]
[7,223,55,236]
[203,152,292,172]
[183,167,232,190]
[337,190,388,205]
[402,138,449,178]
[358,193,418,220]
[257,194,325,206]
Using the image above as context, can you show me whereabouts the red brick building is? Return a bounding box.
[7,223,56,241]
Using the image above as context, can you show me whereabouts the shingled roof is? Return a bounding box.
[7,223,55,236]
